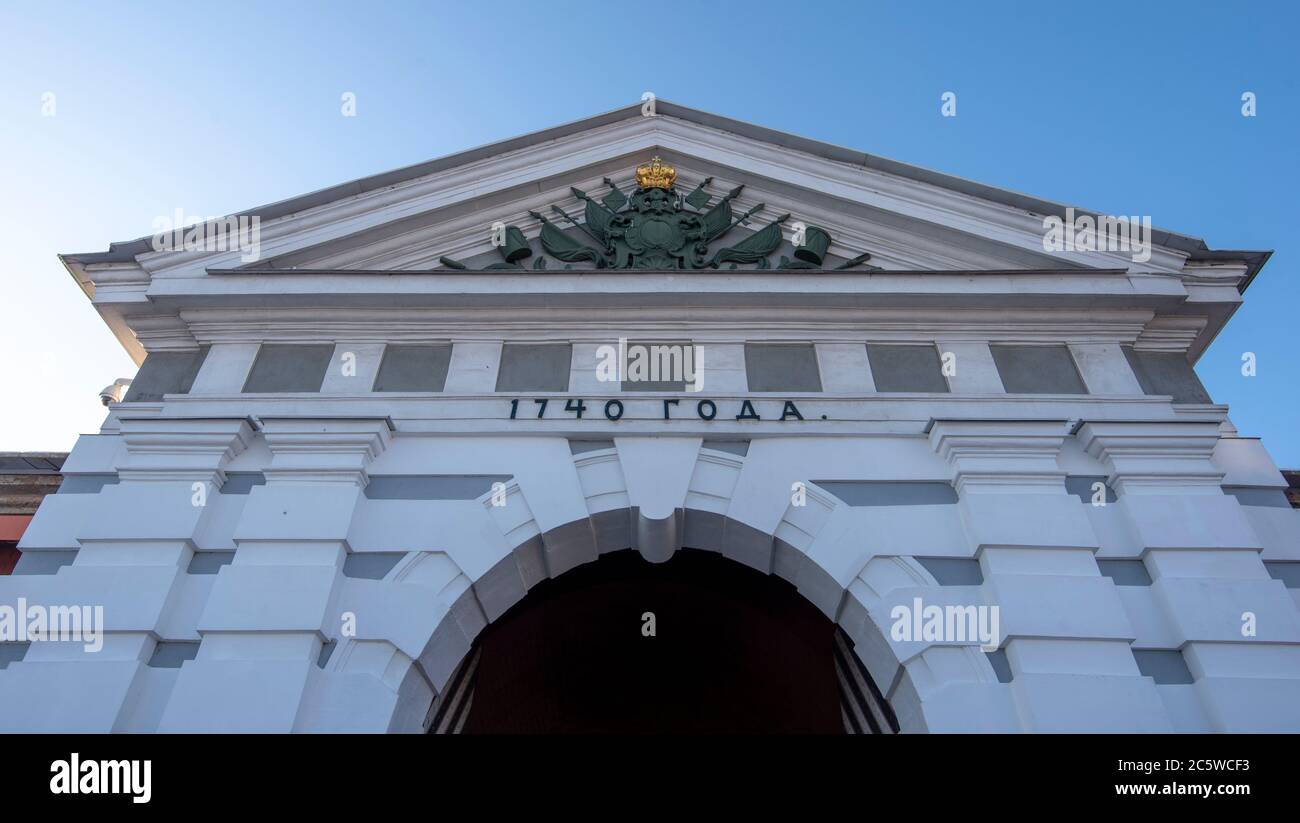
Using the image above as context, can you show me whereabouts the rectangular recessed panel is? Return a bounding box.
[373,344,452,392]
[916,557,984,585]
[364,475,513,500]
[12,551,77,574]
[495,344,572,392]
[242,344,333,393]
[57,474,118,494]
[569,439,615,455]
[1264,562,1300,588]
[1133,649,1194,684]
[814,481,957,506]
[1222,486,1291,508]
[220,473,265,494]
[866,344,949,393]
[1097,559,1152,586]
[1065,476,1117,504]
[702,439,750,457]
[123,347,210,402]
[620,341,693,391]
[187,551,236,574]
[0,643,30,669]
[744,344,823,392]
[990,345,1088,394]
[1122,347,1212,404]
[148,641,201,669]
[342,552,406,579]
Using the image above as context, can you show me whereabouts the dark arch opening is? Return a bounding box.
[431,548,895,734]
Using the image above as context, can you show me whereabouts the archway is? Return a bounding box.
[424,548,898,734]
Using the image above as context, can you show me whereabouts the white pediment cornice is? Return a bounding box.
[130,113,1192,279]
[285,165,1061,273]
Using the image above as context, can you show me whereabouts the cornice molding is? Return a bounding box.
[115,417,254,484]
[1075,420,1225,493]
[928,420,1073,494]
[154,305,1156,349]
[130,115,1189,279]
[257,417,393,487]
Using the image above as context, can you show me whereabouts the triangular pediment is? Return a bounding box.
[69,102,1227,279]
[61,101,1269,363]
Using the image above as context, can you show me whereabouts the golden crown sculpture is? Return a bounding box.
[635,156,677,190]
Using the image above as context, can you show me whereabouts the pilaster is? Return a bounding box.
[929,419,1164,730]
[160,417,392,732]
[1078,420,1300,731]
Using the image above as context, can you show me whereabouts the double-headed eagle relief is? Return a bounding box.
[439,157,877,272]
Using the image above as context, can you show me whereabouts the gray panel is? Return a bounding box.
[814,481,958,506]
[123,347,210,402]
[220,472,265,494]
[1264,562,1300,588]
[1133,649,1194,684]
[744,344,823,392]
[984,649,1013,682]
[916,557,984,585]
[342,552,406,579]
[56,474,118,494]
[990,345,1088,394]
[569,439,615,455]
[242,344,333,393]
[317,639,337,668]
[1097,559,1152,586]
[363,475,512,500]
[619,341,693,391]
[473,553,530,623]
[186,551,236,574]
[1122,346,1213,404]
[148,641,201,669]
[511,534,549,591]
[590,509,632,554]
[372,344,452,392]
[0,643,30,669]
[682,509,726,552]
[542,518,600,576]
[12,551,77,574]
[701,439,750,456]
[1064,476,1118,503]
[772,538,804,583]
[866,344,949,393]
[721,518,775,573]
[495,344,572,392]
[1222,486,1291,508]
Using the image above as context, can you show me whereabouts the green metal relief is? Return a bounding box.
[438,157,879,272]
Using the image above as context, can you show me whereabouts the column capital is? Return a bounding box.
[258,417,393,486]
[1076,420,1224,494]
[116,416,254,484]
[928,419,1071,494]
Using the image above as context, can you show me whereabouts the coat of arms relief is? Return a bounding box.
[439,157,877,272]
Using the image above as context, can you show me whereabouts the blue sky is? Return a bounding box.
[1,1,1297,463]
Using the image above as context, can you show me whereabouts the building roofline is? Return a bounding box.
[59,100,1270,287]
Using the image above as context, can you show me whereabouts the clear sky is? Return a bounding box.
[1,1,1296,463]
